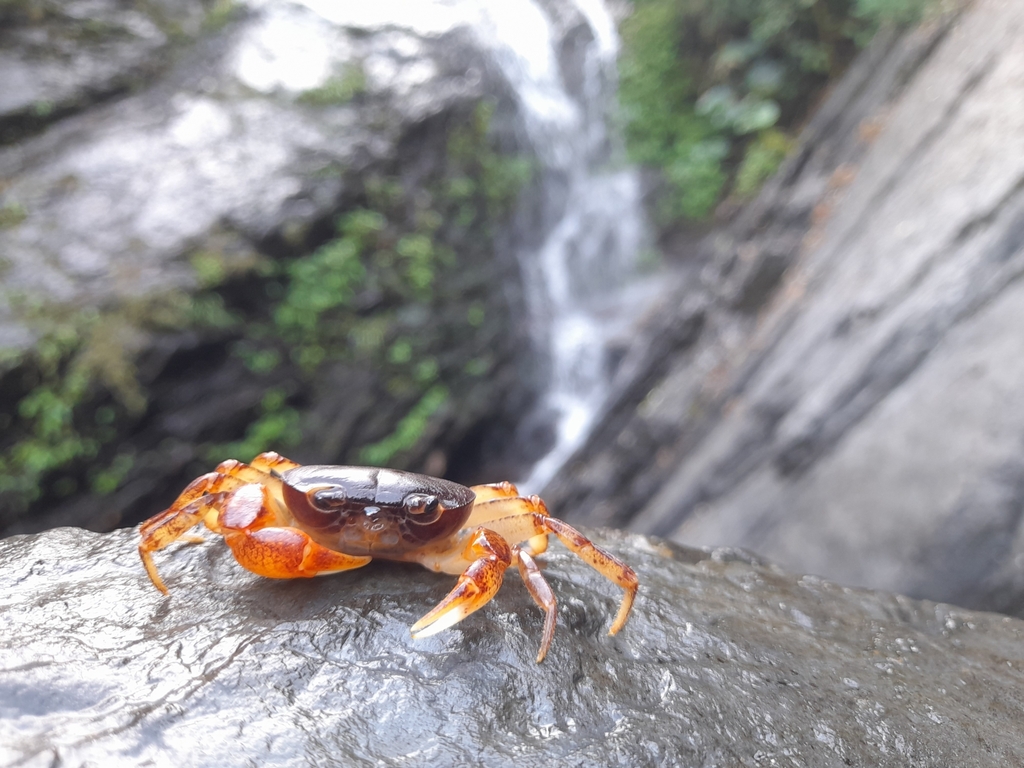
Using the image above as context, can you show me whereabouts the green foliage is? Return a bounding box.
[0,287,251,509]
[855,0,931,25]
[447,102,534,219]
[619,0,934,222]
[0,201,26,229]
[0,353,96,505]
[466,301,485,327]
[664,138,729,220]
[91,452,135,495]
[298,65,367,106]
[205,388,301,464]
[1,97,530,513]
[203,0,239,31]
[359,385,449,466]
[274,225,367,342]
[233,342,282,374]
[735,128,793,197]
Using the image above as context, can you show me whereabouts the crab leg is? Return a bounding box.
[248,451,301,475]
[514,546,557,662]
[483,512,638,635]
[138,459,278,593]
[468,481,521,502]
[221,526,371,580]
[139,490,240,594]
[467,493,549,556]
[141,481,372,592]
[410,528,512,639]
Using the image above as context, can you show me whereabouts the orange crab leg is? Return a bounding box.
[248,451,301,475]
[139,490,240,594]
[514,546,557,662]
[468,481,521,502]
[410,528,512,639]
[467,494,549,556]
[484,512,638,635]
[141,481,371,591]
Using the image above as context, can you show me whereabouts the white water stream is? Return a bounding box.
[463,0,650,491]
[274,0,651,489]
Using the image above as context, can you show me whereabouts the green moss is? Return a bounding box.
[205,388,301,464]
[274,233,366,341]
[0,201,27,229]
[466,301,485,327]
[464,357,490,377]
[0,366,97,505]
[203,0,239,31]
[233,341,282,374]
[358,385,449,466]
[447,102,534,218]
[298,64,366,107]
[735,129,793,197]
[387,339,413,365]
[619,0,936,223]
[1,94,531,514]
[855,0,932,25]
[90,452,134,495]
[190,250,229,288]
[0,287,246,508]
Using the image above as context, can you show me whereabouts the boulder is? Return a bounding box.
[4,525,1024,766]
[0,0,548,536]
[548,0,1024,615]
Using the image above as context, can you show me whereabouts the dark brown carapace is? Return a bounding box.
[138,452,638,662]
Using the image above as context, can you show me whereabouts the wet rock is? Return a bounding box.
[4,526,1024,766]
[551,0,1024,614]
[0,0,558,534]
[0,0,207,144]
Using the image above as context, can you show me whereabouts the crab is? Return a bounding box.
[138,452,638,662]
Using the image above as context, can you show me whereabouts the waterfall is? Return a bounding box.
[463,1,650,491]
[292,0,650,490]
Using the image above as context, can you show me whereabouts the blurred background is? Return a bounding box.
[5,0,1024,618]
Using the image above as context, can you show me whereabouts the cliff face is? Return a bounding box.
[0,0,577,536]
[549,0,1024,615]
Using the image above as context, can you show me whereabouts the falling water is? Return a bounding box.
[293,0,650,490]
[466,0,650,491]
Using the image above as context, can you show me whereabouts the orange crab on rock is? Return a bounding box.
[138,452,638,662]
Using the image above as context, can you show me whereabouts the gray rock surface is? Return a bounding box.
[0,0,550,535]
[0,2,496,349]
[4,525,1024,766]
[0,0,207,144]
[550,0,1024,614]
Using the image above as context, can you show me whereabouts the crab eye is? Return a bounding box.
[310,486,348,511]
[403,493,440,522]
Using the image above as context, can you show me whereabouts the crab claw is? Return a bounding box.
[410,528,511,639]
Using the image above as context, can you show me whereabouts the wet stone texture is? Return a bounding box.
[548,0,1024,618]
[3,526,1024,767]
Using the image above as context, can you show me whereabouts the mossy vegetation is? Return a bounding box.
[619,0,935,224]
[201,101,531,466]
[297,64,367,107]
[359,384,449,466]
[202,0,240,32]
[0,201,27,229]
[0,288,256,514]
[0,100,532,517]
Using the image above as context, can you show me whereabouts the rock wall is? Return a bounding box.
[0,1,551,536]
[550,0,1024,615]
